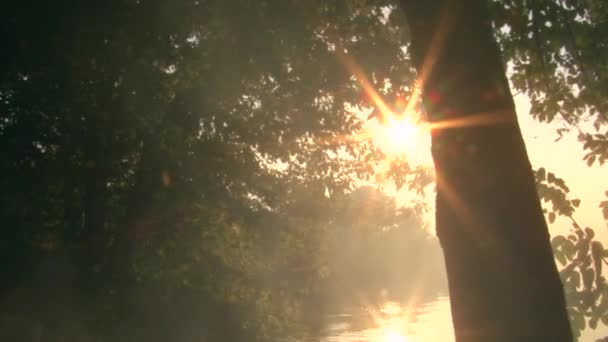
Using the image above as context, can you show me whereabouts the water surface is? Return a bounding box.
[320,297,454,342]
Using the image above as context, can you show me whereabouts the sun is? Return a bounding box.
[367,113,422,158]
[382,327,409,342]
[385,115,418,151]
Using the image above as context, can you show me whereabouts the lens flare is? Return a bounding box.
[385,116,418,152]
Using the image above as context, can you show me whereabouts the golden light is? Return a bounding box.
[384,115,418,152]
[366,111,425,160]
[382,327,409,342]
[380,301,405,316]
[335,50,429,162]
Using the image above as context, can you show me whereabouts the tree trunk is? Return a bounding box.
[398,1,573,341]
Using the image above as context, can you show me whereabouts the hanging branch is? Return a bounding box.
[557,0,608,123]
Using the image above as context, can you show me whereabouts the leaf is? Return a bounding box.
[572,199,581,208]
[555,250,567,266]
[555,178,569,192]
[536,167,546,181]
[600,200,608,221]
[572,309,585,332]
[583,268,595,290]
[564,239,577,259]
[590,317,598,329]
[572,271,580,289]
[578,239,591,261]
[548,212,556,224]
[551,235,567,249]
[591,241,603,284]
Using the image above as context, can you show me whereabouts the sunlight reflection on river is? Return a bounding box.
[320,297,455,342]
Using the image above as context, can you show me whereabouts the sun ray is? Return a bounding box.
[401,0,457,120]
[336,51,394,120]
[425,110,514,132]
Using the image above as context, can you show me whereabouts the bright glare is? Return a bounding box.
[368,113,422,157]
[385,116,418,150]
[383,328,408,342]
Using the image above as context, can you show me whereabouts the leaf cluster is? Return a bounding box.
[536,168,608,340]
[492,0,608,160]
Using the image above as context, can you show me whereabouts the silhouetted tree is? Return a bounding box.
[398,0,573,340]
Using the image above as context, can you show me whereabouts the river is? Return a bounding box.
[319,297,454,342]
[318,296,607,342]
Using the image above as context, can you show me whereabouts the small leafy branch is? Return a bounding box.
[535,168,608,340]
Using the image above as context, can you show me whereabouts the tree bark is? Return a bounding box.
[398,1,573,341]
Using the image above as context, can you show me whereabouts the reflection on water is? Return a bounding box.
[320,297,454,342]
